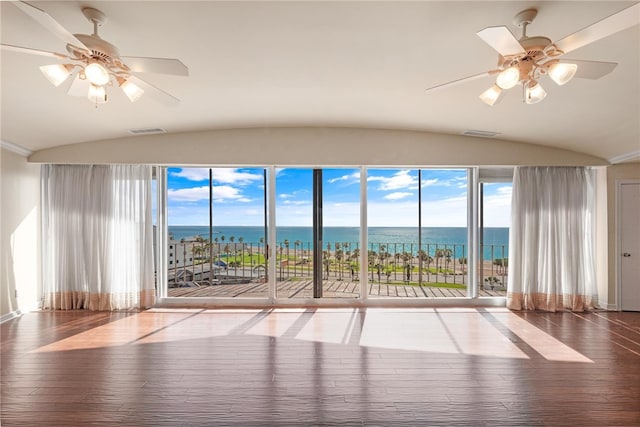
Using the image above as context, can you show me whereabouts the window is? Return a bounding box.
[157,166,511,302]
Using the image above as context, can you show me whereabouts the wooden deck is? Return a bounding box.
[168,279,507,298]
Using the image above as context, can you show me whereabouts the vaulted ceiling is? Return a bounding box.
[1,1,638,162]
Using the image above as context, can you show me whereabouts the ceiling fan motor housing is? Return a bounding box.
[67,34,127,70]
[499,35,554,82]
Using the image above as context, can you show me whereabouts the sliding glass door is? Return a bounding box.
[275,168,360,299]
[159,165,509,301]
[367,168,469,298]
[166,167,268,298]
[479,170,512,297]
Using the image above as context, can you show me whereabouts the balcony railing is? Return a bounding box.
[166,240,508,292]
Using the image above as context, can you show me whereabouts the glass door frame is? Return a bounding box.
[155,165,507,307]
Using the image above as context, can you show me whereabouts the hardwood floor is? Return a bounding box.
[2,309,639,426]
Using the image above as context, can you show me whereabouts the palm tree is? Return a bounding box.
[322,250,330,280]
[378,244,386,273]
[205,240,214,284]
[180,238,187,284]
[335,244,344,280]
[229,236,235,265]
[294,240,301,277]
[418,250,432,282]
[223,244,231,278]
[238,237,244,274]
[368,250,376,281]
[444,248,453,269]
[278,243,283,280]
[194,236,206,282]
[402,252,412,282]
[283,240,290,278]
[435,248,444,272]
[259,237,265,267]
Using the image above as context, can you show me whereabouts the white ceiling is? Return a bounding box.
[1,1,639,161]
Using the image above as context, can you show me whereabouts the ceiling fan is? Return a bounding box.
[1,1,188,106]
[425,3,640,106]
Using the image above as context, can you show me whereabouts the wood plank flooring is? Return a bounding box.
[2,309,639,426]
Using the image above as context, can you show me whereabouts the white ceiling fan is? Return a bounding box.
[1,1,189,106]
[425,3,640,105]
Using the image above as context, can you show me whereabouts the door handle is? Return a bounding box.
[623,253,631,257]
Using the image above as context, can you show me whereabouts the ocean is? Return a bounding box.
[168,226,509,258]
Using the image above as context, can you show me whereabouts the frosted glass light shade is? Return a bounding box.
[85,63,110,86]
[525,82,547,104]
[479,85,503,106]
[120,80,144,102]
[87,84,107,104]
[548,62,578,85]
[496,66,520,89]
[40,64,72,87]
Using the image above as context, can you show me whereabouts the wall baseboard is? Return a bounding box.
[604,303,618,311]
[0,310,24,324]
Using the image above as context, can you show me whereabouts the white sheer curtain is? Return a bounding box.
[42,164,155,310]
[507,166,598,312]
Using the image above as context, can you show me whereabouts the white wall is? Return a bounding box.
[1,147,41,320]
[29,127,608,166]
[24,127,626,309]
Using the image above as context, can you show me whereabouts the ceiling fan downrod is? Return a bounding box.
[514,8,537,40]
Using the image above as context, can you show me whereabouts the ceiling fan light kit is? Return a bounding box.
[479,85,503,106]
[478,8,579,106]
[40,63,74,86]
[495,66,520,89]
[426,3,639,107]
[1,1,188,107]
[87,83,107,104]
[547,62,578,86]
[524,81,547,104]
[118,78,145,103]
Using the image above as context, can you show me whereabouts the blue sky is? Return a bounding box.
[166,167,511,227]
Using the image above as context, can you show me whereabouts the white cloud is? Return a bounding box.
[170,168,209,181]
[328,172,360,184]
[171,168,262,185]
[283,200,310,205]
[368,170,418,191]
[279,189,310,200]
[168,186,209,202]
[384,192,413,200]
[211,169,263,185]
[421,178,439,187]
[168,185,252,203]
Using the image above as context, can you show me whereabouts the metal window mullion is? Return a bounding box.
[268,166,277,301]
[360,166,368,300]
[157,166,168,299]
[468,167,479,299]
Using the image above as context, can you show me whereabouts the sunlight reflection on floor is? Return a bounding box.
[30,308,593,363]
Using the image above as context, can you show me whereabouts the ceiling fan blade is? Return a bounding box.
[562,59,618,80]
[1,43,67,59]
[13,1,90,54]
[127,75,181,106]
[477,26,526,57]
[425,71,495,92]
[554,3,640,54]
[120,57,189,76]
[67,74,89,97]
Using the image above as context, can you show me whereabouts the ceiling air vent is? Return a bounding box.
[128,127,167,136]
[462,130,500,138]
